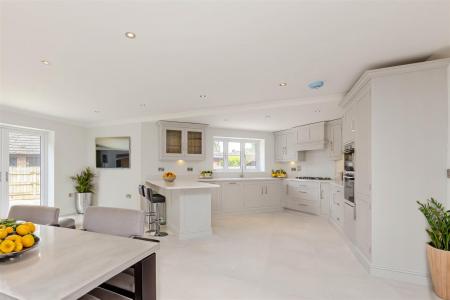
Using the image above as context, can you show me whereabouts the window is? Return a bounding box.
[213,137,264,172]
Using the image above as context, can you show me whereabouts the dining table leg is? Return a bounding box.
[134,253,156,300]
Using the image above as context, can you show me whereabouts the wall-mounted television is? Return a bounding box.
[96,137,130,168]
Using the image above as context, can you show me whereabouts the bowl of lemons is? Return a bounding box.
[0,219,39,261]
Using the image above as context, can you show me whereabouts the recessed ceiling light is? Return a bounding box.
[308,80,324,89]
[41,59,50,65]
[279,82,287,87]
[125,32,136,39]
[200,95,207,99]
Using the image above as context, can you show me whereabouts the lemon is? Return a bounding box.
[16,224,30,236]
[14,241,23,252]
[0,229,7,239]
[21,234,35,248]
[5,227,13,234]
[24,222,36,233]
[0,240,15,253]
[6,234,22,243]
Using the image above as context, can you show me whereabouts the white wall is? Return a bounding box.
[0,108,88,216]
[371,66,449,283]
[86,123,142,210]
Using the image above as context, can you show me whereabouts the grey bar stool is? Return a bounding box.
[145,187,168,237]
[138,185,155,233]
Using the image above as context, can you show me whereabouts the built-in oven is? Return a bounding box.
[344,172,354,204]
[344,143,355,205]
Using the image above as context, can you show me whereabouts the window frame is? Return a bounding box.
[213,137,263,172]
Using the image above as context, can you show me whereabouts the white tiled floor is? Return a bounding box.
[152,210,439,300]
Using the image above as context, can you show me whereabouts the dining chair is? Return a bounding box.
[82,206,159,300]
[8,205,60,225]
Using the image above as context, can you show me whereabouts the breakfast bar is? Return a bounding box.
[146,180,220,240]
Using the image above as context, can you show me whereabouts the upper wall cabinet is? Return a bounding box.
[342,104,356,145]
[326,120,343,160]
[274,129,297,162]
[159,121,208,161]
[295,121,326,151]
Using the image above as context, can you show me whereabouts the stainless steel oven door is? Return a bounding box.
[344,175,354,204]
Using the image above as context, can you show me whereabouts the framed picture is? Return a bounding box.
[95,137,130,168]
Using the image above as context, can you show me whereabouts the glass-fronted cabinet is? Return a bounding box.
[159,121,207,160]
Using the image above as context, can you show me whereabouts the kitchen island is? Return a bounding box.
[146,180,220,239]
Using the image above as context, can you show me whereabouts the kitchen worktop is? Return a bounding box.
[284,178,344,187]
[146,180,220,190]
[197,177,282,182]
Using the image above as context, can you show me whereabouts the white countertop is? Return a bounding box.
[146,180,220,190]
[0,225,159,300]
[198,177,281,182]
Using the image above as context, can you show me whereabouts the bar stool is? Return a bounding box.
[145,187,168,237]
[138,185,155,233]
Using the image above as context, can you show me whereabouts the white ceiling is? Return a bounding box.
[1,0,449,130]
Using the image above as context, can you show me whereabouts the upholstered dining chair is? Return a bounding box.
[81,206,158,300]
[8,205,60,225]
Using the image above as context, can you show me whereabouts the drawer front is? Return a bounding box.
[286,198,319,215]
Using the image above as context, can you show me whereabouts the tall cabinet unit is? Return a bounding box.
[340,58,450,284]
[159,121,207,161]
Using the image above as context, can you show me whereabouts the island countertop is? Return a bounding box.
[146,180,220,190]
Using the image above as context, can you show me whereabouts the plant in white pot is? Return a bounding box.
[71,167,95,214]
[418,198,450,299]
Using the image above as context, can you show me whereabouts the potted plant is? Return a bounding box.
[71,167,95,214]
[417,198,450,299]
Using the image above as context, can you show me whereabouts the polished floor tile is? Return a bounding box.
[151,210,436,300]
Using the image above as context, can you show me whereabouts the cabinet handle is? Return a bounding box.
[298,203,308,206]
[354,206,357,220]
[286,185,289,195]
[261,187,263,195]
[337,217,340,221]
[228,182,237,185]
[265,185,268,194]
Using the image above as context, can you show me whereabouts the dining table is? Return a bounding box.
[0,225,160,300]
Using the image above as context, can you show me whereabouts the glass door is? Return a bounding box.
[0,127,47,217]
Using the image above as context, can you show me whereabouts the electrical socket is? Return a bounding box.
[68,193,74,198]
[126,194,132,199]
[158,167,165,172]
[187,167,193,172]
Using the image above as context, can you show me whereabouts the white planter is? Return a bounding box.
[75,193,93,214]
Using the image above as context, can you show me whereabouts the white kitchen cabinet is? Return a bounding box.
[320,183,331,216]
[343,104,356,145]
[274,130,297,162]
[221,182,244,213]
[243,182,262,208]
[326,120,343,160]
[263,181,281,207]
[356,195,371,259]
[355,90,371,198]
[330,185,344,228]
[209,183,222,213]
[284,180,321,214]
[243,181,281,208]
[343,202,356,242]
[159,121,207,161]
[295,122,326,151]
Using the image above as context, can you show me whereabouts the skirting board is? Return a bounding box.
[328,218,431,286]
[370,265,430,286]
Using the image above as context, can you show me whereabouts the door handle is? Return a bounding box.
[5,171,8,183]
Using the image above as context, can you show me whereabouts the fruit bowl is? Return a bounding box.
[0,236,39,261]
[0,220,39,261]
[162,171,176,183]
